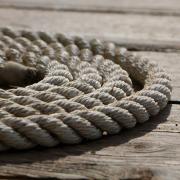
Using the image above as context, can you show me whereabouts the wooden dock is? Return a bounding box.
[0,0,180,179]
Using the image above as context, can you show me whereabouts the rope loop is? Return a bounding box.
[0,27,171,151]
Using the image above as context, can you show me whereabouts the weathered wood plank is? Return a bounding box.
[0,8,180,51]
[0,6,179,180]
[0,169,88,180]
[0,166,179,180]
[1,0,180,16]
[0,105,180,179]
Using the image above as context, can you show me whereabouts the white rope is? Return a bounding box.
[0,27,171,151]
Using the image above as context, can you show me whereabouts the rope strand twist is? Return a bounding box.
[0,27,171,151]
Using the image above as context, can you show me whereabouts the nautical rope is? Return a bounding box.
[0,27,171,151]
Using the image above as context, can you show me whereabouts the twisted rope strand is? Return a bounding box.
[0,28,171,151]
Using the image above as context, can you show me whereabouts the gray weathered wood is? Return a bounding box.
[0,8,180,51]
[1,0,180,16]
[0,2,179,179]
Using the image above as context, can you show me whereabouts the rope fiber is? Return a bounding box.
[0,27,171,151]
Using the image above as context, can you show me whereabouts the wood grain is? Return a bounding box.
[0,2,179,179]
[1,0,180,16]
[0,8,180,51]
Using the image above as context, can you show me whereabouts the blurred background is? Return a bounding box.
[0,0,180,51]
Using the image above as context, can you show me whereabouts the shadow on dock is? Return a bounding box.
[0,104,172,165]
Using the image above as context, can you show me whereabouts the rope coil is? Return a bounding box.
[0,27,171,151]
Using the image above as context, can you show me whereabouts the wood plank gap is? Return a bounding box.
[82,34,180,52]
[168,100,180,105]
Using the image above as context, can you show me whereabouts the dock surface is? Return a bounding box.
[0,1,180,179]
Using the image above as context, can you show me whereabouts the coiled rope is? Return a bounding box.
[0,27,171,151]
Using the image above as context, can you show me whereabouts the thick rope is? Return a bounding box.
[0,27,171,151]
